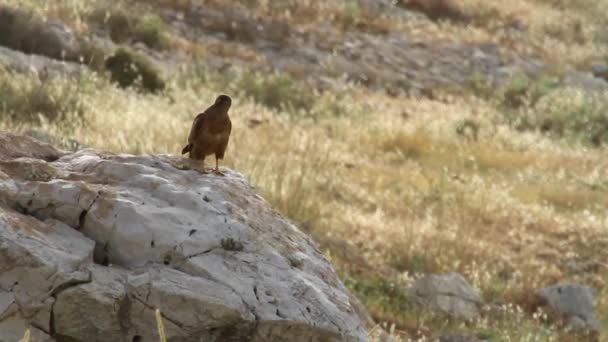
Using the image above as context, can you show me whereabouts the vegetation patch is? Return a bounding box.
[104,48,165,93]
[89,5,171,50]
[0,67,87,123]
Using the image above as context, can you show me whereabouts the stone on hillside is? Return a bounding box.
[409,272,482,319]
[0,46,83,76]
[562,69,608,93]
[0,6,80,60]
[0,132,369,341]
[590,62,608,81]
[0,132,65,162]
[537,283,599,332]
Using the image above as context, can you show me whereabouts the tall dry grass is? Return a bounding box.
[2,66,607,340]
[1,0,608,340]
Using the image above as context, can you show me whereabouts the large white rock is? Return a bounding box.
[0,133,369,341]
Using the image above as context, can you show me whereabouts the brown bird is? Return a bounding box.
[181,95,232,175]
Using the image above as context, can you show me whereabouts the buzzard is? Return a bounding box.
[182,95,232,175]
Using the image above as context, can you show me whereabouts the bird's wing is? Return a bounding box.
[217,118,232,156]
[187,112,207,144]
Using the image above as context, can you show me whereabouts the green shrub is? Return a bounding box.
[503,88,608,146]
[77,41,107,71]
[532,89,608,146]
[104,48,165,93]
[132,13,169,49]
[340,0,362,29]
[89,6,170,49]
[343,276,414,314]
[499,73,556,108]
[468,71,557,109]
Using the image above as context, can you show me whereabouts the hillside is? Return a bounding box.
[1,0,608,340]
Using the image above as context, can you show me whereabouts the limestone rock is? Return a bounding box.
[0,132,368,341]
[562,69,608,93]
[537,283,599,332]
[0,46,84,76]
[409,272,482,319]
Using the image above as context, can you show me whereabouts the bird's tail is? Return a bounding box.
[181,144,191,155]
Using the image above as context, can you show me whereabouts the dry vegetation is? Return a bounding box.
[2,0,608,341]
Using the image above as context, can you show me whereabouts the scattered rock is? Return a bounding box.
[537,283,599,332]
[0,46,83,75]
[409,272,482,319]
[0,131,65,162]
[0,132,369,341]
[561,69,608,93]
[590,62,608,81]
[0,5,80,60]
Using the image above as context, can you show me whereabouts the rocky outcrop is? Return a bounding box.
[409,272,482,319]
[0,5,80,60]
[0,46,84,76]
[0,132,369,341]
[537,283,599,332]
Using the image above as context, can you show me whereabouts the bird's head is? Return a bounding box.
[215,94,232,109]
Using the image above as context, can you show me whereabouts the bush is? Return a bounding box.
[77,42,107,71]
[500,87,608,146]
[132,13,169,49]
[530,89,608,146]
[340,0,362,29]
[104,48,165,93]
[89,6,170,49]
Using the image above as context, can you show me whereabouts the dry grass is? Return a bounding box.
[1,0,608,341]
[3,65,607,340]
[19,329,30,342]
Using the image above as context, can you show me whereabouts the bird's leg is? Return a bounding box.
[198,159,210,174]
[213,156,225,176]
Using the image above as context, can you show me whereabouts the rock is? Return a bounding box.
[22,129,84,152]
[0,46,84,76]
[409,272,482,319]
[0,6,80,60]
[561,69,608,93]
[0,132,369,341]
[0,132,65,162]
[590,62,608,81]
[44,18,81,58]
[537,283,599,332]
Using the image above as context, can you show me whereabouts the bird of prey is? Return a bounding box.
[181,95,232,175]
